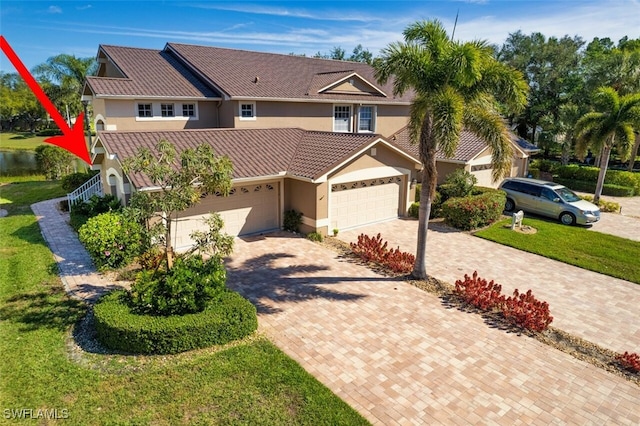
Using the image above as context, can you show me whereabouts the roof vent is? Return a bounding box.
[254,76,259,83]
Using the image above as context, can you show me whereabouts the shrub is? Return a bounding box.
[306,232,323,242]
[129,255,227,316]
[36,129,63,137]
[616,352,640,373]
[78,211,146,269]
[350,233,415,274]
[554,178,635,197]
[408,191,442,219]
[579,195,620,213]
[283,209,303,232]
[415,183,421,202]
[439,169,477,200]
[441,189,506,230]
[502,288,553,332]
[70,194,121,231]
[454,271,504,310]
[556,165,640,194]
[408,202,420,218]
[61,171,98,192]
[34,145,74,180]
[94,290,258,354]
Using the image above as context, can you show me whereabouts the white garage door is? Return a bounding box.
[172,182,279,250]
[330,176,402,231]
[471,167,497,188]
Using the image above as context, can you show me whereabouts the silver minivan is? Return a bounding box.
[498,178,601,225]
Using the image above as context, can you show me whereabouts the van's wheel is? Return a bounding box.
[559,212,576,225]
[504,198,515,212]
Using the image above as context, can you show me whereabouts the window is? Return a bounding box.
[137,104,152,117]
[161,104,174,117]
[182,104,195,117]
[358,105,375,132]
[239,102,256,120]
[334,105,351,132]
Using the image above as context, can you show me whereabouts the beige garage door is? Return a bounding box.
[172,182,279,250]
[330,176,402,231]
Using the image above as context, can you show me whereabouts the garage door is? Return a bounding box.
[330,176,402,231]
[172,182,280,250]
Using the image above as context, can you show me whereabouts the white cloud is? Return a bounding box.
[76,5,92,11]
[47,5,62,14]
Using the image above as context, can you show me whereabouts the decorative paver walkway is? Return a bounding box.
[339,219,640,354]
[32,198,640,424]
[31,197,123,302]
[228,233,639,425]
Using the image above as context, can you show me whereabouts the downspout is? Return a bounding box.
[216,100,222,128]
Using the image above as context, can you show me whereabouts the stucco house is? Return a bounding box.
[80,42,528,240]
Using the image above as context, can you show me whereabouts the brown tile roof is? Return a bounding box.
[388,126,492,163]
[86,45,218,98]
[98,128,417,189]
[166,43,413,103]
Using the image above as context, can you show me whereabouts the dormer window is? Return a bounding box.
[240,102,256,120]
[161,104,175,117]
[137,103,152,117]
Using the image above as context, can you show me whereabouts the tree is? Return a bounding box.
[374,20,528,279]
[0,72,46,131]
[498,31,584,152]
[32,54,97,119]
[122,139,234,269]
[349,44,374,64]
[574,87,640,203]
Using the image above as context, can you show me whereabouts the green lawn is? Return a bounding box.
[475,217,640,284]
[0,177,369,425]
[0,132,48,150]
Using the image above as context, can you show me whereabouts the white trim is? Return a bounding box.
[330,166,409,185]
[230,96,412,106]
[317,72,387,97]
[314,137,421,183]
[239,101,257,121]
[357,105,376,133]
[105,167,125,200]
[93,114,106,131]
[91,94,218,101]
[333,104,352,133]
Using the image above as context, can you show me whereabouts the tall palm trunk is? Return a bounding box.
[413,116,436,280]
[629,133,640,172]
[594,143,612,204]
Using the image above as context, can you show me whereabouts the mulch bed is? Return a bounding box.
[320,237,640,386]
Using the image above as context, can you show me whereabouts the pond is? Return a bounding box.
[0,150,88,176]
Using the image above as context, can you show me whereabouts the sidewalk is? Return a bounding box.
[31,197,123,302]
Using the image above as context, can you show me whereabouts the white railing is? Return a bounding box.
[67,173,103,211]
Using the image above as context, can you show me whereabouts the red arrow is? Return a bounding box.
[0,36,92,164]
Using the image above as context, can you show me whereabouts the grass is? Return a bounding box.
[0,177,369,425]
[0,132,48,150]
[475,217,640,284]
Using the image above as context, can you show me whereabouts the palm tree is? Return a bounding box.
[33,54,97,119]
[574,87,640,203]
[374,20,528,279]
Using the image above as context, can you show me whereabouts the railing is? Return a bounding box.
[67,173,103,211]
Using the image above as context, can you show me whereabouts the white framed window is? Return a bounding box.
[161,104,175,117]
[182,103,195,117]
[239,102,256,120]
[137,103,152,118]
[333,105,351,132]
[358,105,376,133]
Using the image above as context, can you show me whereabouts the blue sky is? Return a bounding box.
[1,0,639,73]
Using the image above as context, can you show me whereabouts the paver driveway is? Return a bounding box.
[227,232,639,425]
[339,219,640,354]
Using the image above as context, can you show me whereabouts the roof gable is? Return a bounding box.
[97,128,420,189]
[85,45,219,99]
[315,72,386,97]
[165,43,412,103]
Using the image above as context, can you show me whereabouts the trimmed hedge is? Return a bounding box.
[441,189,506,230]
[553,178,635,197]
[94,290,258,354]
[556,165,640,194]
[408,190,443,219]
